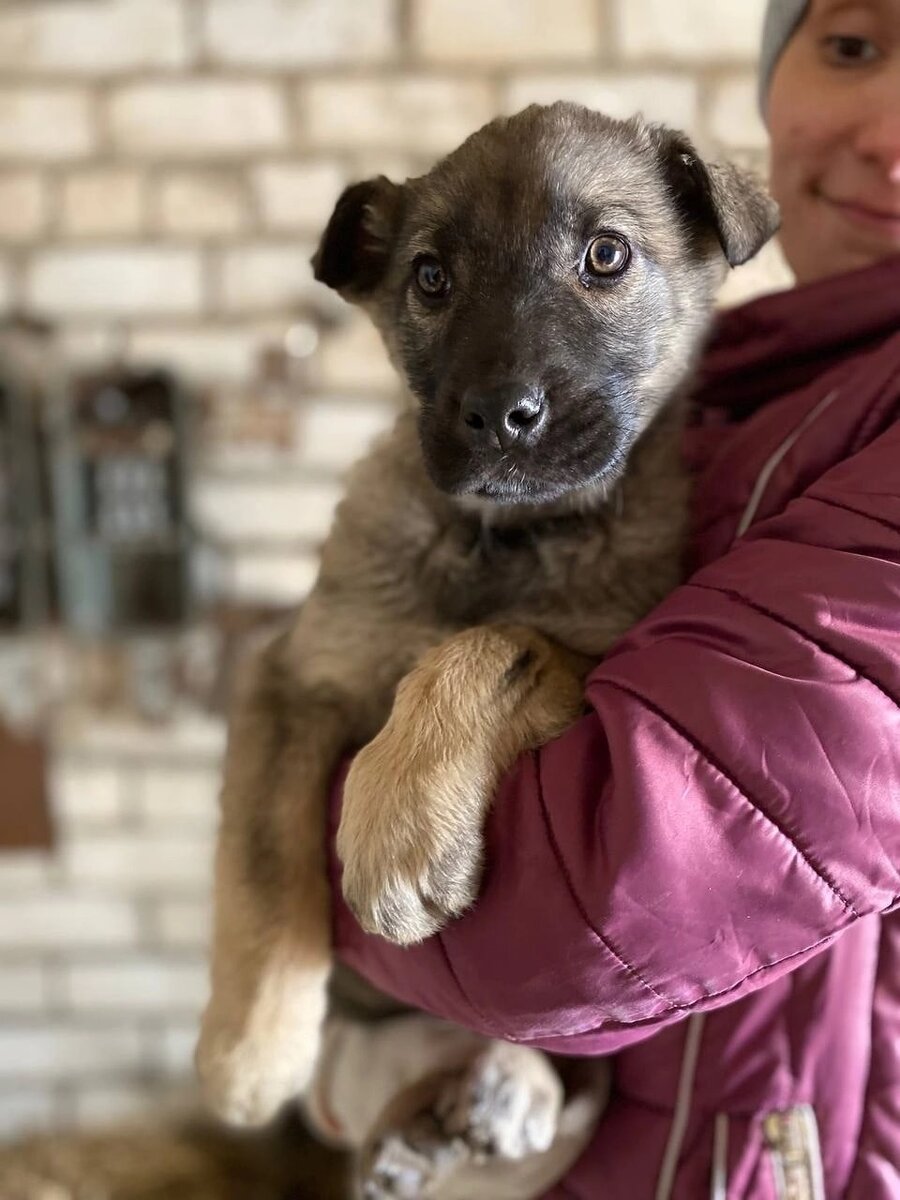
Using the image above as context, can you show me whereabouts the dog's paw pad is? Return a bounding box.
[438,1044,563,1160]
[359,1116,466,1199]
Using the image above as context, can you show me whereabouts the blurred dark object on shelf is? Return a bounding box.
[49,365,194,634]
[0,316,58,629]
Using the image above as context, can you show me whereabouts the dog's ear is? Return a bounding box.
[652,128,780,267]
[311,176,405,297]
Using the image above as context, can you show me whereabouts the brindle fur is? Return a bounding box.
[196,102,778,1197]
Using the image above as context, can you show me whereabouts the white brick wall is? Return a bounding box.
[253,160,345,232]
[61,168,145,238]
[156,170,248,237]
[0,171,46,242]
[613,0,768,62]
[0,88,95,159]
[304,77,496,155]
[109,82,287,158]
[27,247,203,316]
[0,1,188,75]
[204,0,396,68]
[0,0,792,1144]
[218,242,316,312]
[413,0,602,63]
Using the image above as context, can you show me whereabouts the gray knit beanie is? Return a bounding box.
[759,0,810,112]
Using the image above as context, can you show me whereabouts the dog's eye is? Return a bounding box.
[413,255,450,300]
[584,234,630,279]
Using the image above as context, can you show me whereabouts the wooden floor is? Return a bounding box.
[0,1108,350,1200]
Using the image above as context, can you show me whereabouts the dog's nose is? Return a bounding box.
[459,384,546,451]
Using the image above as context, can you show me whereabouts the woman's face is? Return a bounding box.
[768,0,900,283]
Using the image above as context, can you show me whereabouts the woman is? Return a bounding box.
[328,1,900,1195]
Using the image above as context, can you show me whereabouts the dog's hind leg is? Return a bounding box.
[195,634,351,1127]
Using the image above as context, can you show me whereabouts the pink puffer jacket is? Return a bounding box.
[329,256,900,1199]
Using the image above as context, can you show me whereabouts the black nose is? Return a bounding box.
[459,383,547,451]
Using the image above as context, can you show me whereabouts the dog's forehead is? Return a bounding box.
[405,106,673,248]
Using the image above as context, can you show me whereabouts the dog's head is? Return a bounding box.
[313,103,778,505]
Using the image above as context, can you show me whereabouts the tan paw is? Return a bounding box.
[437,1041,563,1160]
[357,1043,563,1199]
[338,625,583,946]
[338,741,486,945]
[195,967,328,1127]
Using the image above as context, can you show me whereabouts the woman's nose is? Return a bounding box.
[855,107,900,184]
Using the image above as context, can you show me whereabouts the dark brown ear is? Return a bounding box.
[653,129,780,267]
[311,176,405,296]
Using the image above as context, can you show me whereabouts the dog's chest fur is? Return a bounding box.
[319,410,687,665]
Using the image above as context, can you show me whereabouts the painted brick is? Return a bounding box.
[0,852,56,893]
[204,0,395,67]
[253,161,345,232]
[109,82,286,158]
[0,1088,60,1136]
[56,709,226,760]
[614,0,768,62]
[0,171,46,242]
[61,168,144,237]
[228,549,319,606]
[707,76,768,151]
[304,77,495,155]
[0,895,139,949]
[0,0,187,75]
[504,73,700,133]
[191,474,342,543]
[0,259,12,309]
[27,247,203,316]
[158,1022,200,1076]
[64,958,208,1014]
[299,397,397,471]
[218,242,316,313]
[0,88,94,159]
[315,317,396,392]
[51,760,124,825]
[0,1026,144,1080]
[157,171,248,237]
[153,899,210,949]
[136,764,220,827]
[0,964,46,1012]
[72,1082,164,1126]
[413,0,601,63]
[58,324,122,367]
[63,833,213,892]
[128,325,261,384]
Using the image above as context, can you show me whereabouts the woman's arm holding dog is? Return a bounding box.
[328,415,900,1052]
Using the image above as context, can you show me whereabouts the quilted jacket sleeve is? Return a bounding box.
[328,412,900,1055]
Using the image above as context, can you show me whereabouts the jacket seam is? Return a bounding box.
[803,491,900,537]
[512,929,847,1043]
[434,931,495,1032]
[597,677,861,919]
[534,749,681,1011]
[690,578,900,720]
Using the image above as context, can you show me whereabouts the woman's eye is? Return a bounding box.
[413,255,450,300]
[583,234,631,280]
[821,34,881,66]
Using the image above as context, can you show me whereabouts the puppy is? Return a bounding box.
[195,102,778,1197]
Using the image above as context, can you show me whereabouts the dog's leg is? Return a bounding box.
[196,637,352,1127]
[338,624,585,945]
[358,1039,608,1200]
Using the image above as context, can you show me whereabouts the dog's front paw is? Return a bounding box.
[337,740,487,945]
[437,1041,563,1160]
